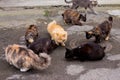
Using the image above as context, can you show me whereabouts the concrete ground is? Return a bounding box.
[0,6,120,80]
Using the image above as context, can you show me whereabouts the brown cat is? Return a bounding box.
[64,0,97,14]
[62,9,86,25]
[85,16,113,43]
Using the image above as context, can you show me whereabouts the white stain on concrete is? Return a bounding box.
[66,65,85,76]
[6,74,22,80]
[107,10,120,18]
[107,54,120,61]
[77,68,120,80]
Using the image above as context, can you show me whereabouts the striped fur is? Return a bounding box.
[85,16,113,43]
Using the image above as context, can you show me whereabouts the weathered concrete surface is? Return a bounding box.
[0,6,120,80]
[0,0,120,7]
[0,0,68,7]
[107,10,120,17]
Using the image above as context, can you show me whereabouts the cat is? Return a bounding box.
[65,42,105,61]
[64,0,97,14]
[28,37,58,54]
[5,44,51,72]
[62,9,86,25]
[25,24,38,47]
[85,16,113,43]
[47,20,68,46]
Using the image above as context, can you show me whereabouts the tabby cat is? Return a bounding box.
[85,16,113,43]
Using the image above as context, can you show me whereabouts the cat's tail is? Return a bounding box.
[32,53,51,70]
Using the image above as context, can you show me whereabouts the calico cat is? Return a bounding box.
[25,25,38,47]
[62,9,86,25]
[85,16,113,43]
[64,0,97,14]
[5,44,51,72]
[65,42,105,61]
[28,37,58,54]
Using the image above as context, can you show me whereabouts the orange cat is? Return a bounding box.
[47,20,67,46]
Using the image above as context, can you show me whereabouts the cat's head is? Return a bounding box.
[85,31,94,39]
[25,25,38,44]
[85,27,101,39]
[79,14,86,22]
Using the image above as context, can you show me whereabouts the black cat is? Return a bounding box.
[28,37,58,54]
[65,42,105,61]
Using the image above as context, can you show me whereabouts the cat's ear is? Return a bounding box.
[65,47,70,51]
[103,46,106,50]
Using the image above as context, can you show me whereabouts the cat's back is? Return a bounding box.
[81,42,103,53]
[75,0,91,7]
[80,42,105,60]
[29,38,50,47]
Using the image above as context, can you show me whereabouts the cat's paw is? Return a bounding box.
[105,36,109,41]
[20,68,29,72]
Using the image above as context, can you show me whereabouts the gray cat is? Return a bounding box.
[64,0,98,14]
